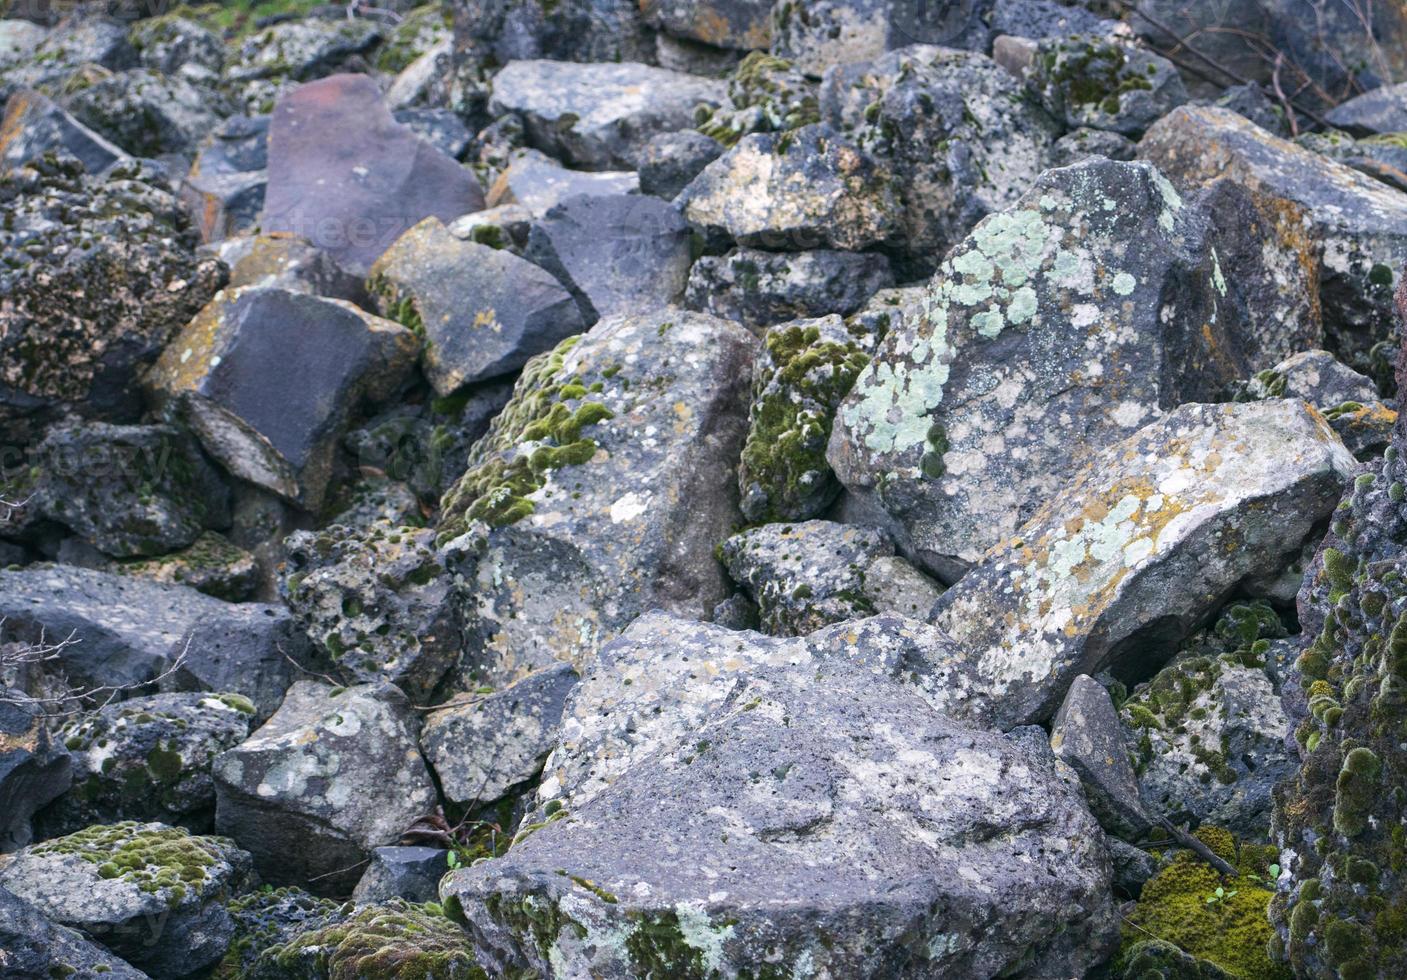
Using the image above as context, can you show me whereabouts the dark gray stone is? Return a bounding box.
[0,884,149,979]
[452,0,655,67]
[641,0,772,49]
[0,88,128,173]
[394,106,472,159]
[63,68,223,159]
[1326,79,1407,135]
[484,146,638,216]
[638,129,723,200]
[685,247,892,329]
[0,695,70,852]
[352,846,450,904]
[180,113,267,243]
[214,231,366,304]
[1051,674,1150,838]
[1049,126,1137,165]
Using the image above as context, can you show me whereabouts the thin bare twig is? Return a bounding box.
[1272,53,1300,138]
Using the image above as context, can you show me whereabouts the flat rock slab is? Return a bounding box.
[0,885,146,980]
[485,147,639,216]
[0,88,127,173]
[930,400,1356,729]
[261,73,485,275]
[1326,80,1407,135]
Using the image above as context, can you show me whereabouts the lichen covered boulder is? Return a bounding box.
[0,822,253,979]
[685,246,892,328]
[930,400,1356,729]
[444,652,1116,978]
[0,884,146,980]
[63,67,223,158]
[1027,34,1187,136]
[212,886,345,979]
[438,310,756,683]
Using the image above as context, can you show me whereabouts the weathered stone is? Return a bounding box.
[452,0,655,67]
[1,16,136,97]
[395,106,472,159]
[489,59,725,170]
[1049,125,1137,165]
[930,401,1355,729]
[38,692,253,838]
[129,14,224,77]
[180,114,268,243]
[0,564,312,718]
[991,0,1119,39]
[215,231,365,303]
[370,216,584,392]
[438,311,756,683]
[447,203,534,252]
[0,155,224,444]
[1051,674,1150,838]
[681,123,899,250]
[147,286,419,510]
[771,0,994,77]
[0,88,127,173]
[212,886,346,979]
[1326,79,1407,135]
[63,68,222,158]
[377,3,452,75]
[860,553,943,617]
[638,128,723,199]
[422,661,577,806]
[222,18,384,114]
[447,650,1116,978]
[642,0,771,49]
[0,884,146,980]
[484,146,638,215]
[1027,34,1187,136]
[829,159,1316,578]
[0,695,70,852]
[1238,349,1380,408]
[693,50,819,147]
[1298,128,1407,196]
[352,846,451,905]
[1216,80,1292,138]
[0,19,46,68]
[30,421,230,559]
[0,822,252,979]
[685,246,892,328]
[1140,105,1407,377]
[262,73,485,276]
[280,522,461,702]
[114,531,260,601]
[820,45,1060,267]
[213,681,437,896]
[386,36,454,111]
[525,193,692,322]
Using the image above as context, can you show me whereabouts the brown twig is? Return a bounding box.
[1155,816,1240,878]
[0,623,193,717]
[1272,53,1300,138]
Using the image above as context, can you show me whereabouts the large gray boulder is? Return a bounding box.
[0,88,127,173]
[1026,34,1187,136]
[930,400,1356,729]
[488,59,725,170]
[0,884,146,980]
[63,68,222,159]
[0,822,252,979]
[828,158,1317,579]
[444,651,1116,978]
[145,286,419,511]
[212,681,437,896]
[368,216,584,393]
[438,310,756,684]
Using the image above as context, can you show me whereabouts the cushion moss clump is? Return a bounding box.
[1116,827,1289,979]
[1035,36,1152,117]
[695,51,819,147]
[438,335,614,539]
[30,822,227,908]
[738,321,871,523]
[259,899,486,979]
[213,886,347,980]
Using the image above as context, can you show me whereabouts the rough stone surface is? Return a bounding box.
[642,0,772,49]
[222,19,384,115]
[63,68,223,159]
[210,886,345,978]
[930,400,1356,729]
[130,14,224,77]
[452,0,654,67]
[637,128,723,199]
[0,822,253,979]
[771,0,994,77]
[369,216,584,393]
[685,246,892,329]
[1027,35,1187,136]
[488,59,725,170]
[438,311,756,684]
[0,88,128,173]
[0,694,70,852]
[180,113,268,243]
[1049,126,1137,166]
[114,531,261,602]
[1326,80,1407,135]
[146,286,419,510]
[0,884,146,979]
[1051,674,1149,838]
[351,846,451,905]
[215,231,365,304]
[261,73,485,275]
[212,681,437,896]
[446,650,1116,978]
[422,661,577,806]
[484,146,638,215]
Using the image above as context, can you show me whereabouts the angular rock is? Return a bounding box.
[438,311,756,683]
[369,216,584,393]
[146,286,419,510]
[638,128,723,199]
[30,421,230,559]
[0,155,224,444]
[1140,105,1407,375]
[0,822,252,979]
[212,681,437,896]
[280,522,461,702]
[484,146,638,215]
[446,652,1116,978]
[114,531,260,601]
[448,202,534,252]
[1051,674,1150,839]
[215,231,365,303]
[642,0,771,49]
[1049,125,1137,166]
[1299,128,1407,195]
[694,51,820,147]
[0,88,127,173]
[0,20,46,68]
[771,0,994,77]
[990,0,1118,39]
[720,520,897,635]
[525,193,692,322]
[261,73,485,275]
[1216,80,1292,138]
[180,113,267,242]
[860,554,943,617]
[39,692,253,837]
[352,846,451,905]
[1027,34,1187,136]
[452,0,655,66]
[681,123,899,250]
[422,662,577,806]
[685,246,892,328]
[930,400,1356,729]
[394,106,472,159]
[1,16,136,96]
[0,884,146,980]
[0,564,312,718]
[63,68,222,158]
[222,18,384,114]
[386,36,454,111]
[1239,349,1380,408]
[820,45,1060,266]
[489,59,725,170]
[130,14,224,77]
[1326,80,1407,135]
[0,695,70,852]
[212,886,346,978]
[829,159,1313,578]
[376,3,452,76]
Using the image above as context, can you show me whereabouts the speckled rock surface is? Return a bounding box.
[130,14,224,77]
[280,522,462,702]
[0,695,70,852]
[685,246,892,328]
[39,692,254,838]
[828,158,1311,579]
[422,661,577,806]
[63,68,223,158]
[489,60,725,170]
[0,884,147,979]
[931,400,1356,729]
[1298,129,1407,196]
[642,0,771,49]
[1050,126,1137,166]
[180,114,268,243]
[351,846,450,904]
[0,16,135,97]
[212,681,437,896]
[438,310,756,684]
[369,216,583,393]
[820,44,1059,267]
[484,146,639,216]
[0,155,224,445]
[1326,80,1407,135]
[146,286,419,511]
[693,51,819,147]
[210,885,345,978]
[445,651,1116,978]
[0,88,128,173]
[1027,34,1186,136]
[771,0,993,77]
[114,531,260,601]
[1140,105,1407,377]
[451,0,654,67]
[1051,674,1149,839]
[638,129,723,199]
[1238,349,1380,409]
[222,18,384,115]
[0,822,253,979]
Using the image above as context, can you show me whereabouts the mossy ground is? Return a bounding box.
[266,899,485,979]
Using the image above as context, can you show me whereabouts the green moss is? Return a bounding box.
[31,823,226,909]
[267,900,485,979]
[1038,35,1153,117]
[1333,747,1382,837]
[146,743,184,783]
